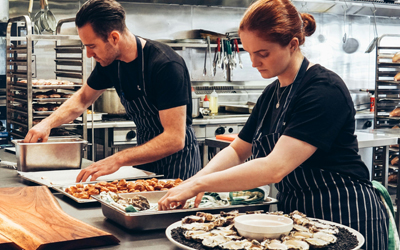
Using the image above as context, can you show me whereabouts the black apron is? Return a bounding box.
[116,37,202,180]
[251,58,388,250]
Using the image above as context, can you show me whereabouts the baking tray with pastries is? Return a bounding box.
[52,178,182,203]
[33,104,60,112]
[16,79,78,86]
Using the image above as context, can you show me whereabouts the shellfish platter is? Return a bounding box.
[92,191,278,230]
[165,210,365,250]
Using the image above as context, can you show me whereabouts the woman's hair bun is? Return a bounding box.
[301,13,316,37]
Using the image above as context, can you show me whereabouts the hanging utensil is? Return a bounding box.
[342,4,359,54]
[365,6,379,53]
[207,36,212,75]
[33,0,45,33]
[43,0,57,32]
[28,0,40,34]
[234,39,243,69]
[203,39,208,76]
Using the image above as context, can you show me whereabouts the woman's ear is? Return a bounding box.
[290,37,299,52]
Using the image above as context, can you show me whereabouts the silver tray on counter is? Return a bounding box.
[92,192,278,230]
[18,166,159,187]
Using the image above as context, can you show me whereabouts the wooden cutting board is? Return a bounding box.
[0,234,20,250]
[0,186,119,250]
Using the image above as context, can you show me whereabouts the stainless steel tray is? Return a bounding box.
[19,166,160,187]
[92,192,278,230]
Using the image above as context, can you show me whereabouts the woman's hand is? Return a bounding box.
[158,179,203,210]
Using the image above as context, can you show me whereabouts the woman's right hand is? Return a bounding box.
[158,179,203,210]
[23,122,51,143]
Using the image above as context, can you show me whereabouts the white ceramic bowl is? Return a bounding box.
[234,214,293,241]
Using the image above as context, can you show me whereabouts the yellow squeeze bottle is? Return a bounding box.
[210,89,218,114]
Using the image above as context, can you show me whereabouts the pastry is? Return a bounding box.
[395,72,400,81]
[391,156,398,165]
[393,52,400,63]
[389,107,400,117]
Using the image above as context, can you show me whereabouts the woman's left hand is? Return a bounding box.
[158,179,202,210]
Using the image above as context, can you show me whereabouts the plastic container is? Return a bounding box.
[210,89,218,114]
[202,95,211,116]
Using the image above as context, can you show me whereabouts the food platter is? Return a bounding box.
[165,218,365,250]
[94,194,278,230]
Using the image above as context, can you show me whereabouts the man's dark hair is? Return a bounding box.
[75,0,127,41]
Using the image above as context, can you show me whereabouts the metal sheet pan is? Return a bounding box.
[52,177,165,203]
[92,192,278,230]
[18,166,160,187]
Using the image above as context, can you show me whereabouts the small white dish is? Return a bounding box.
[234,214,293,241]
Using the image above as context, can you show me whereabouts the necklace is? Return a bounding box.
[275,83,290,109]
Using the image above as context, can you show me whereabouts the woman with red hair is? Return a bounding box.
[159,0,388,248]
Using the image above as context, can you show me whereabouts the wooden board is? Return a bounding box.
[0,186,119,250]
[0,234,21,250]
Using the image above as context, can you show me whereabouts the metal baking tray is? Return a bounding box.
[92,192,278,230]
[19,166,160,187]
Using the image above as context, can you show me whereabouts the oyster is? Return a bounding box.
[290,231,313,240]
[182,215,205,224]
[246,210,264,214]
[313,232,337,243]
[246,239,264,249]
[293,224,311,232]
[196,212,216,222]
[212,217,227,227]
[304,237,330,248]
[262,239,289,250]
[183,230,212,240]
[127,195,150,210]
[284,240,309,250]
[180,222,215,231]
[219,239,252,249]
[202,235,231,248]
[220,210,239,217]
[290,210,307,218]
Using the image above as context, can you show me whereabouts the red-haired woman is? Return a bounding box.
[159,0,388,248]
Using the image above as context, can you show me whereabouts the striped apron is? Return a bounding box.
[251,58,388,250]
[116,37,202,180]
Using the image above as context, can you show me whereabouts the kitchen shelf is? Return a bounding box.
[6,16,88,147]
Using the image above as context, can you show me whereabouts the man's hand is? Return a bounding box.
[23,122,52,143]
[76,156,122,182]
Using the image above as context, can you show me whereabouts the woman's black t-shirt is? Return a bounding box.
[86,39,193,125]
[238,64,369,181]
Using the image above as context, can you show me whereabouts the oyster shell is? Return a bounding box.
[246,210,264,214]
[284,239,309,250]
[264,239,289,250]
[182,215,205,224]
[246,239,264,249]
[290,231,313,240]
[202,235,231,248]
[127,195,150,210]
[290,210,307,218]
[180,222,214,231]
[219,239,252,249]
[196,212,216,222]
[292,224,311,232]
[220,210,239,217]
[183,230,212,240]
[313,232,337,243]
[304,237,330,248]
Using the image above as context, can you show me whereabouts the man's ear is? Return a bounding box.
[109,31,120,45]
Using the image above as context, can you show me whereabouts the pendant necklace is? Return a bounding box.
[275,83,290,109]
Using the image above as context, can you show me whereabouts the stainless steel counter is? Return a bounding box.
[0,150,178,250]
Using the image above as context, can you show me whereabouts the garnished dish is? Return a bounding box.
[166,210,364,250]
[63,178,182,200]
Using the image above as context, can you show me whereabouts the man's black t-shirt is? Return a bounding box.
[87,39,192,125]
[238,64,369,181]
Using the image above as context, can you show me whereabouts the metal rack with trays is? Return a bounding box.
[373,35,400,229]
[5,16,87,145]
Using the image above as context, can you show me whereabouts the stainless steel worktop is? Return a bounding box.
[85,114,251,129]
[0,149,178,250]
